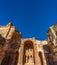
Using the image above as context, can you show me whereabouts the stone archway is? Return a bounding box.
[1,54,11,65]
[39,52,43,65]
[23,40,35,65]
[1,51,19,65]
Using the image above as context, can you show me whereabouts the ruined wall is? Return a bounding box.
[0,23,22,65]
[0,23,57,65]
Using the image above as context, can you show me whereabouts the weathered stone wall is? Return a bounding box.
[0,23,57,65]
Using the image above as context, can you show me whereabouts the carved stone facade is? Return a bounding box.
[0,23,57,65]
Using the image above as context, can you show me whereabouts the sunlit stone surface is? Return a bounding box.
[0,22,57,65]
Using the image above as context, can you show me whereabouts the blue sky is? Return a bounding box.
[0,0,57,40]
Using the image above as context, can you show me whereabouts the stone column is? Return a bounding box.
[26,56,27,63]
[17,39,24,65]
[41,52,47,65]
[33,39,41,65]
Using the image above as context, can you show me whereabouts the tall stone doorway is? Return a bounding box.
[23,40,35,65]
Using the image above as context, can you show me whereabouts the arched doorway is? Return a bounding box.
[23,40,35,65]
[14,51,19,65]
[1,51,19,65]
[39,52,43,65]
[1,54,11,65]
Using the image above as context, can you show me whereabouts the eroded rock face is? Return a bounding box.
[0,23,57,65]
